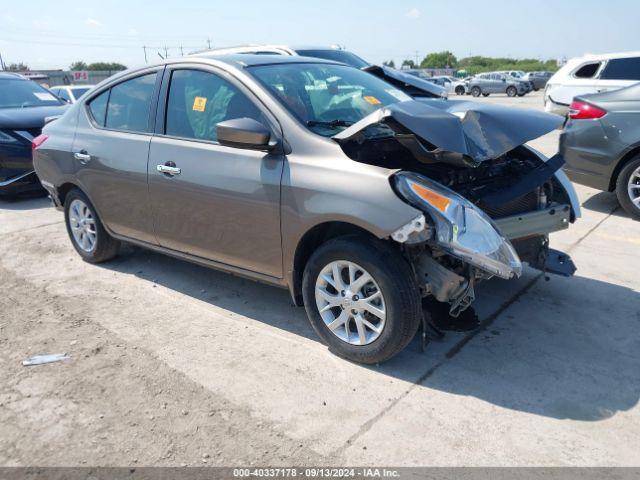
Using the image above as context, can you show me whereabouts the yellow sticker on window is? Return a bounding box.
[364,95,381,105]
[192,96,207,112]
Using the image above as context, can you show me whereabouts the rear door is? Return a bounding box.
[596,57,640,93]
[147,65,284,278]
[72,68,162,244]
[551,61,603,105]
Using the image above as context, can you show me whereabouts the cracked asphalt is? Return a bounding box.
[1,92,639,466]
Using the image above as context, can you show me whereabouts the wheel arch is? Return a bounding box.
[289,221,381,306]
[609,145,640,192]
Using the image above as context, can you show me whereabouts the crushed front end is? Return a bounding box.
[335,100,579,317]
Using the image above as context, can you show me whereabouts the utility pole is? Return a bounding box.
[414,50,420,67]
[143,46,148,64]
[163,46,169,58]
[180,46,184,56]
[0,50,5,70]
[207,38,212,49]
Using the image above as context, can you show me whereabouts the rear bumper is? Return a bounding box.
[544,96,569,116]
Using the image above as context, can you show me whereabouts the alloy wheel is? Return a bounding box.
[69,199,97,253]
[628,165,640,209]
[314,260,386,346]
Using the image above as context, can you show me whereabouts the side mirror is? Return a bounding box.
[217,118,273,151]
[502,78,506,82]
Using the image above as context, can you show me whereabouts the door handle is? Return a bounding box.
[74,151,91,164]
[157,163,181,176]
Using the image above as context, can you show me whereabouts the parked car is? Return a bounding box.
[466,73,528,97]
[50,85,95,104]
[545,51,640,115]
[193,44,448,99]
[497,71,533,93]
[0,72,67,197]
[426,75,467,95]
[522,71,553,91]
[561,82,640,219]
[33,55,579,364]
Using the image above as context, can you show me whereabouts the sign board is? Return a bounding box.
[72,71,89,82]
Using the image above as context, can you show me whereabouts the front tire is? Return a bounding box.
[302,236,421,364]
[482,93,490,97]
[455,86,465,95]
[64,189,120,263]
[507,86,517,97]
[471,86,481,97]
[616,156,640,220]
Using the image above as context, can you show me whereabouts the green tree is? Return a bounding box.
[383,59,396,68]
[401,59,416,69]
[7,62,29,71]
[420,51,458,69]
[457,56,558,75]
[69,61,88,70]
[87,62,127,71]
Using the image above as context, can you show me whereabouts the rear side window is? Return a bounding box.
[573,62,600,79]
[165,69,263,142]
[105,73,157,132]
[88,90,109,126]
[600,57,640,81]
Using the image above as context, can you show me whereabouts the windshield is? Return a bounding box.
[295,49,370,69]
[249,63,411,136]
[0,79,65,109]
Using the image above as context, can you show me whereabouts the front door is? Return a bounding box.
[148,67,284,278]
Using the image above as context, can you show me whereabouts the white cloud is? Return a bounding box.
[405,8,421,19]
[128,28,139,35]
[86,18,102,27]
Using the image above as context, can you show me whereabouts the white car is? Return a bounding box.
[544,51,640,115]
[49,85,94,104]
[430,76,467,95]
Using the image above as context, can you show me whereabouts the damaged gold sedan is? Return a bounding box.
[34,55,580,364]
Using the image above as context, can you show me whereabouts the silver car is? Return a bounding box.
[33,55,580,364]
[467,73,529,97]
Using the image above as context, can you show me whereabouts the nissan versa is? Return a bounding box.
[33,55,580,364]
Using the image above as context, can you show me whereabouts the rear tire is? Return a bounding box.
[64,189,120,263]
[482,93,490,97]
[616,156,640,220]
[302,236,421,364]
[507,86,517,97]
[471,86,481,97]
[455,86,465,95]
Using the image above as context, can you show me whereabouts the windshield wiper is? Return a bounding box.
[306,119,354,129]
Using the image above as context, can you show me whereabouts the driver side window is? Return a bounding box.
[165,69,264,142]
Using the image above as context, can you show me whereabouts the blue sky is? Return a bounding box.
[1,0,638,69]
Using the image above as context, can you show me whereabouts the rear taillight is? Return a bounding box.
[32,134,49,151]
[568,100,607,120]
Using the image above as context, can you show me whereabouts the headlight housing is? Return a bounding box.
[393,171,522,279]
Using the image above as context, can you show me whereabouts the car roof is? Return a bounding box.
[576,50,640,61]
[0,72,26,80]
[192,44,342,56]
[189,53,340,67]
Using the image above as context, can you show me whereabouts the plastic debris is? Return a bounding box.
[22,353,70,366]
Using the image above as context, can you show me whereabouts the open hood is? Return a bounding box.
[333,100,563,166]
[362,65,448,99]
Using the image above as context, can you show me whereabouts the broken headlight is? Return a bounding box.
[393,171,522,279]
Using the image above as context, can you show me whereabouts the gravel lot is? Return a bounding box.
[1,91,639,467]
